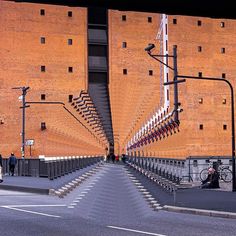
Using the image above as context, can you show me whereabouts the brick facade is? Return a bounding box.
[1,1,236,159]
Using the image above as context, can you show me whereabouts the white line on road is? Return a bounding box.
[107,226,167,236]
[2,206,61,218]
[0,204,66,208]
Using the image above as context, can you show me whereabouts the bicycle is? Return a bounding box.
[199,161,232,183]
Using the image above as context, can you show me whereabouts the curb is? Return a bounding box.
[163,205,236,219]
[0,184,49,195]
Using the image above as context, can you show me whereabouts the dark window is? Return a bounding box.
[148,17,152,23]
[149,70,153,76]
[198,46,202,52]
[123,69,127,75]
[68,11,72,17]
[199,98,203,104]
[221,47,225,53]
[88,45,107,56]
[223,124,227,130]
[222,73,226,78]
[40,37,45,44]
[173,18,177,24]
[222,99,227,104]
[88,7,107,25]
[41,65,46,72]
[69,95,73,102]
[122,42,127,48]
[122,15,126,21]
[197,20,202,26]
[220,22,225,28]
[198,72,202,77]
[68,67,73,73]
[68,39,73,45]
[40,9,45,15]
[41,122,46,131]
[199,124,203,130]
[89,72,107,83]
[41,94,46,100]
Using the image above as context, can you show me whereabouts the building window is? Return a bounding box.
[197,20,202,26]
[68,39,73,45]
[40,37,45,44]
[223,124,227,130]
[173,18,177,24]
[41,65,46,72]
[199,124,203,130]
[220,22,225,28]
[122,15,126,21]
[123,69,127,75]
[222,98,227,104]
[41,122,46,131]
[221,47,225,54]
[69,95,73,102]
[222,73,226,78]
[40,9,45,15]
[149,70,153,76]
[198,46,202,52]
[122,42,127,48]
[199,98,203,104]
[68,11,72,17]
[41,94,46,100]
[198,72,202,77]
[148,17,152,23]
[68,67,73,73]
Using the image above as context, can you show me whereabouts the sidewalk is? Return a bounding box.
[128,167,236,216]
[0,164,97,194]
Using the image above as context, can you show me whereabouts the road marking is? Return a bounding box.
[107,226,167,236]
[2,206,61,218]
[0,204,66,208]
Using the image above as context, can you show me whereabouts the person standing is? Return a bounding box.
[8,152,17,176]
[0,154,3,183]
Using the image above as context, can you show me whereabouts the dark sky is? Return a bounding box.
[10,0,235,19]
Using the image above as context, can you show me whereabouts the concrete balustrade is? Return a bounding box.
[127,156,232,183]
[2,155,103,180]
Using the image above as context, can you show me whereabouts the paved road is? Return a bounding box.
[0,163,236,236]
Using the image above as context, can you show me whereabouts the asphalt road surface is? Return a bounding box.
[0,163,235,236]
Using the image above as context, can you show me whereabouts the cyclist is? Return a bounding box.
[201,167,220,189]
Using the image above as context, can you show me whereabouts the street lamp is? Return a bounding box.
[145,43,236,192]
[145,44,180,122]
[164,76,236,192]
[12,86,30,159]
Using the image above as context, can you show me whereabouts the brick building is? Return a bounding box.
[0,0,235,160]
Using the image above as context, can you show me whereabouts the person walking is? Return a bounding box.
[0,154,3,183]
[8,152,17,176]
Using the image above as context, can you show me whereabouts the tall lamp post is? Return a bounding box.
[12,86,30,159]
[145,44,236,192]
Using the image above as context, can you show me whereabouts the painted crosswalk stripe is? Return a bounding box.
[107,226,167,236]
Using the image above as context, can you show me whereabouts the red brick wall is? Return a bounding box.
[1,1,236,159]
[0,1,105,157]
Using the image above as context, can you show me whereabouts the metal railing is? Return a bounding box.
[2,156,103,180]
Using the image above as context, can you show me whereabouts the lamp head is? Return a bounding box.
[145,43,155,53]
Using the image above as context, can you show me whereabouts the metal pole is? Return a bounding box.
[22,88,26,159]
[30,145,32,157]
[230,83,236,191]
[177,75,236,192]
[173,45,179,122]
